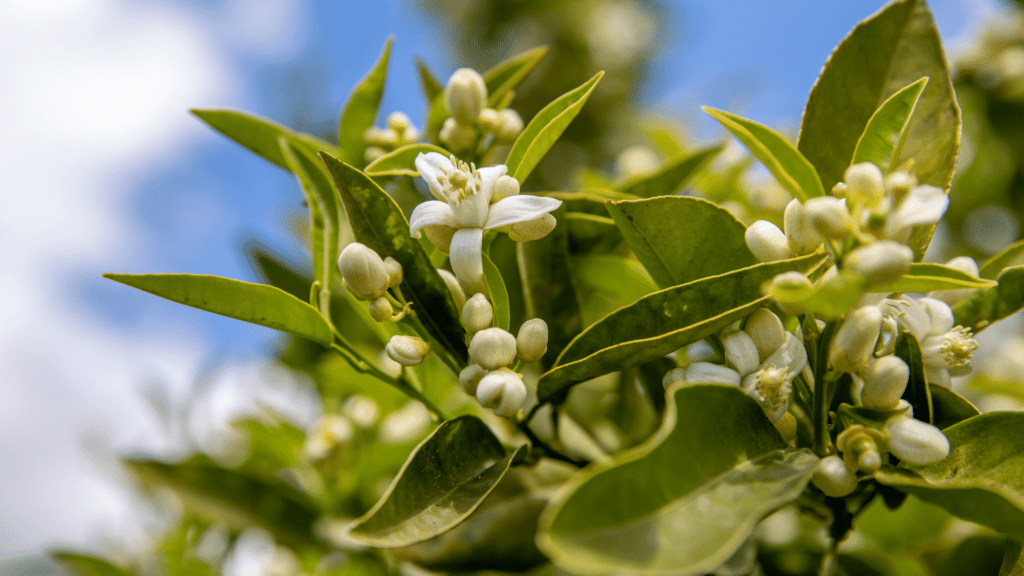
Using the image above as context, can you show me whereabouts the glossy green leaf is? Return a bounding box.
[339,37,393,165]
[364,143,450,177]
[538,384,819,576]
[770,268,866,319]
[618,144,723,198]
[868,262,995,294]
[537,252,828,402]
[894,332,933,424]
[103,273,333,345]
[1002,539,1024,576]
[481,251,510,332]
[930,384,980,430]
[416,58,444,103]
[606,196,756,289]
[852,77,929,170]
[320,153,468,361]
[875,412,1024,538]
[348,416,526,547]
[953,265,1024,334]
[980,238,1024,280]
[191,109,334,171]
[572,254,657,304]
[506,72,604,183]
[53,554,132,576]
[483,46,549,107]
[704,107,824,201]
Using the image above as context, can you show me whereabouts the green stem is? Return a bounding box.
[811,321,839,457]
[516,414,587,468]
[329,341,447,422]
[818,539,838,576]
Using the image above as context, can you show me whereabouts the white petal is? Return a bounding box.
[764,333,808,378]
[887,185,948,238]
[450,227,486,293]
[476,165,508,206]
[415,152,453,201]
[483,195,562,229]
[409,201,456,237]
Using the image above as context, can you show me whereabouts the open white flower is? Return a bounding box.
[411,152,562,292]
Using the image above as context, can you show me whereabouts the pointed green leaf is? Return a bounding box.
[506,72,604,183]
[771,268,866,319]
[606,196,757,289]
[192,109,334,171]
[868,262,996,294]
[349,416,526,547]
[852,77,929,170]
[930,384,980,430]
[953,265,1024,333]
[103,273,333,345]
[980,238,1024,280]
[53,554,132,576]
[894,332,933,424]
[339,37,393,165]
[481,251,510,332]
[538,384,819,576]
[416,58,444,104]
[537,252,828,402]
[617,144,722,198]
[704,107,824,201]
[484,46,550,108]
[572,254,657,303]
[365,143,450,177]
[319,153,468,361]
[875,412,1024,538]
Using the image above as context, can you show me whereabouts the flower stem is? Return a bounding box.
[811,320,839,457]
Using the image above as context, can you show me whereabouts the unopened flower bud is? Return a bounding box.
[444,68,488,124]
[478,107,500,131]
[476,369,527,417]
[831,181,848,198]
[339,243,389,300]
[745,308,787,362]
[365,146,386,163]
[685,340,717,363]
[516,318,548,363]
[745,220,790,262]
[884,416,950,465]
[775,412,798,443]
[830,306,883,373]
[424,225,457,254]
[844,163,885,208]
[771,271,813,316]
[364,126,399,147]
[861,356,909,410]
[386,335,429,366]
[368,297,394,322]
[459,364,487,396]
[495,108,524,142]
[844,241,913,286]
[462,293,494,333]
[491,175,520,203]
[469,327,518,370]
[383,257,403,287]
[836,424,887,473]
[812,455,859,497]
[723,330,761,377]
[805,196,851,238]
[784,199,824,255]
[439,118,476,152]
[386,111,412,133]
[509,214,557,242]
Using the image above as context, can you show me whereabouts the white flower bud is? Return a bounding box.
[424,224,457,254]
[745,220,790,262]
[784,199,824,255]
[462,293,494,333]
[459,364,487,396]
[343,395,380,428]
[386,335,429,366]
[516,318,548,363]
[831,181,848,199]
[723,330,761,377]
[477,107,500,131]
[386,111,412,133]
[745,308,788,363]
[681,362,741,386]
[775,412,798,443]
[861,356,909,410]
[469,327,518,370]
[509,214,557,242]
[444,68,488,124]
[339,243,389,300]
[830,306,883,374]
[929,256,981,306]
[476,369,527,417]
[368,296,394,322]
[884,416,950,465]
[495,108,524,142]
[805,196,851,239]
[491,175,520,203]
[439,118,477,152]
[844,241,913,286]
[383,257,403,287]
[844,163,885,208]
[685,340,717,363]
[364,146,386,163]
[812,455,859,497]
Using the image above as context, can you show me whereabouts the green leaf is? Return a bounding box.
[572,254,657,303]
[796,0,960,259]
[103,273,333,345]
[339,37,393,165]
[348,416,526,547]
[980,238,1024,280]
[506,72,604,183]
[953,265,1024,333]
[894,332,933,424]
[869,262,996,294]
[481,251,510,332]
[364,143,450,177]
[191,109,335,171]
[930,384,980,430]
[606,196,757,289]
[416,58,444,104]
[319,153,468,361]
[538,384,819,576]
[618,144,723,198]
[53,554,132,576]
[483,46,549,108]
[770,268,866,319]
[875,412,1024,538]
[852,77,929,170]
[703,107,824,201]
[537,252,828,402]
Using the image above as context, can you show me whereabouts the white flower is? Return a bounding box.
[883,183,949,243]
[411,152,562,292]
[476,369,528,418]
[742,333,807,423]
[516,318,549,363]
[878,295,978,386]
[812,455,858,497]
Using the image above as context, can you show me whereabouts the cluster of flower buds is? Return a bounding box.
[364,111,422,163]
[459,313,548,418]
[338,243,407,322]
[440,68,524,153]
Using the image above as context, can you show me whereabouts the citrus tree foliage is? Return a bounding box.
[57,2,1024,575]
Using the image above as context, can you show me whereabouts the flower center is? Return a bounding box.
[752,364,791,411]
[940,326,978,369]
[439,155,482,205]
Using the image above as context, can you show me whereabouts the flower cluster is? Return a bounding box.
[441,68,524,153]
[338,242,408,321]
